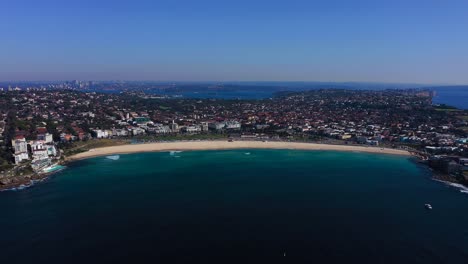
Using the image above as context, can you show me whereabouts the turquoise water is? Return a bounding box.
[1,150,468,263]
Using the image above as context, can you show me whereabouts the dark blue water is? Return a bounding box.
[432,86,468,109]
[1,150,468,263]
[162,90,275,99]
[158,85,468,109]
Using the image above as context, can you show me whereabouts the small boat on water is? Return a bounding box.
[425,203,433,210]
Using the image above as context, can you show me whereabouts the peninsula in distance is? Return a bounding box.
[1,0,468,263]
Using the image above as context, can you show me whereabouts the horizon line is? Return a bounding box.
[0,80,466,87]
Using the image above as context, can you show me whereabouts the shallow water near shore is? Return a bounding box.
[1,149,468,263]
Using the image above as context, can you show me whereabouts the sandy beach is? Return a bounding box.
[67,141,410,161]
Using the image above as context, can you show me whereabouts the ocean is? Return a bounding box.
[1,150,468,263]
[432,86,468,109]
[163,90,274,100]
[158,85,468,109]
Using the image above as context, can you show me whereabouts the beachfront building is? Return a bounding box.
[12,137,29,164]
[200,122,209,132]
[31,157,52,172]
[169,120,179,132]
[60,133,75,142]
[147,124,171,134]
[134,117,153,126]
[339,134,353,140]
[131,127,145,136]
[31,141,49,160]
[26,138,59,171]
[112,128,129,137]
[357,136,379,146]
[209,122,226,130]
[12,137,28,154]
[183,125,202,133]
[47,145,57,156]
[225,121,241,130]
[209,121,242,131]
[93,129,109,139]
[13,152,29,164]
[37,133,54,144]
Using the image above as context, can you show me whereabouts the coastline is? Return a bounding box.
[0,141,410,192]
[5,141,467,193]
[0,171,53,192]
[66,140,410,161]
[0,164,66,192]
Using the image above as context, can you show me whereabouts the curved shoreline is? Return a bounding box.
[66,140,410,161]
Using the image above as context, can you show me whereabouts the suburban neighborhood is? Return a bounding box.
[0,83,467,189]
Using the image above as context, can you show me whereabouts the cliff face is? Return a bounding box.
[461,170,468,184]
[0,172,45,191]
[0,174,30,189]
[429,158,462,174]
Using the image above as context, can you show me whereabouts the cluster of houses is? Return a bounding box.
[89,119,241,139]
[2,89,467,181]
[5,89,464,151]
[11,130,58,171]
[315,122,468,148]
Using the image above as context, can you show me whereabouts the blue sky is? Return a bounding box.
[1,0,468,83]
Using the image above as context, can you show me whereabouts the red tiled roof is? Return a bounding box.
[37,127,47,134]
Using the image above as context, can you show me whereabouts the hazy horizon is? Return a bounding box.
[0,79,464,87]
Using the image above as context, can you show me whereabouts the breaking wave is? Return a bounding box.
[0,178,48,192]
[106,155,120,160]
[169,151,183,156]
[434,179,468,194]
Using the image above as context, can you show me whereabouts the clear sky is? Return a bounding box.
[1,0,468,84]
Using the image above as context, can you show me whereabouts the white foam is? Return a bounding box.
[245,152,251,155]
[1,183,32,192]
[106,155,120,160]
[434,179,468,194]
[16,184,28,190]
[169,151,182,156]
[447,182,468,193]
[0,177,51,192]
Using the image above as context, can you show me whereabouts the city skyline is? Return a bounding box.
[2,0,468,84]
